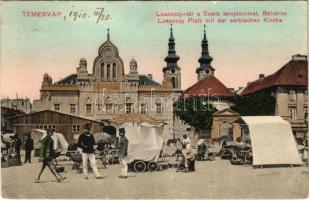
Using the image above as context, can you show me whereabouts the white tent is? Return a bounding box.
[240,116,303,166]
[120,122,164,163]
[31,129,69,150]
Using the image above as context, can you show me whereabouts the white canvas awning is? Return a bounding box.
[120,122,164,163]
[240,116,302,166]
[31,129,69,150]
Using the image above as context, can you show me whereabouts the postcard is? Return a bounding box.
[1,1,308,199]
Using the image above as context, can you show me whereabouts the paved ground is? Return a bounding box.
[1,155,309,199]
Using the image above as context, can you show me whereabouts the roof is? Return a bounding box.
[54,74,77,85]
[8,109,105,124]
[110,113,163,125]
[241,59,308,95]
[182,75,234,98]
[139,75,161,87]
[213,108,239,116]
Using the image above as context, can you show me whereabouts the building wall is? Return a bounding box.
[10,111,103,144]
[1,99,32,114]
[275,86,308,136]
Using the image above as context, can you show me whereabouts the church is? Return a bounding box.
[33,27,182,139]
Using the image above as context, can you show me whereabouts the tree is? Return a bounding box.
[175,97,217,132]
[231,90,276,116]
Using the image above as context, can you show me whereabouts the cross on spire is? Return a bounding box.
[107,28,110,40]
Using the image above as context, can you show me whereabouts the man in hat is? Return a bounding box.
[35,128,66,183]
[24,134,34,163]
[77,123,103,179]
[118,128,129,178]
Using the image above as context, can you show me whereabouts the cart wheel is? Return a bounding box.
[147,162,158,172]
[133,161,146,173]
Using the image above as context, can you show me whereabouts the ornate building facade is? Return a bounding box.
[33,28,182,139]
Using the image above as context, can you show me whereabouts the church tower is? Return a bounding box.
[163,25,181,91]
[196,25,215,81]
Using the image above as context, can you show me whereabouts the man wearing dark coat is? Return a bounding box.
[13,134,22,165]
[77,123,103,180]
[24,135,34,163]
[118,128,129,178]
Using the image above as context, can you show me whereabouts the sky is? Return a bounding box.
[0,1,307,100]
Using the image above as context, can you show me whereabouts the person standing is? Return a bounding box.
[35,128,65,183]
[13,134,22,165]
[24,135,34,164]
[118,128,129,178]
[77,123,103,180]
[182,134,191,146]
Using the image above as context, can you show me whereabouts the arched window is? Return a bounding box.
[112,63,116,78]
[107,64,110,79]
[171,77,176,88]
[101,63,105,79]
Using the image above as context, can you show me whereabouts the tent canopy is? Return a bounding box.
[31,129,69,150]
[120,122,164,163]
[93,132,112,143]
[240,116,302,166]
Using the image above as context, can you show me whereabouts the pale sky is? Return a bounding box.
[0,1,307,100]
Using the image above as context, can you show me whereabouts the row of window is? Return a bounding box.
[54,104,77,114]
[54,103,163,115]
[26,124,81,133]
[101,63,117,79]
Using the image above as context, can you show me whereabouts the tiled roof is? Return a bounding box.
[54,74,77,85]
[241,59,308,95]
[139,75,161,87]
[181,75,234,98]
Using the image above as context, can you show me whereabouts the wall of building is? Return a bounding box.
[275,86,308,136]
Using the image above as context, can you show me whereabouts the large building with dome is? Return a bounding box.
[33,27,182,138]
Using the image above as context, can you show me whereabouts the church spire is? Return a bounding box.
[196,25,214,79]
[107,28,110,40]
[163,24,180,72]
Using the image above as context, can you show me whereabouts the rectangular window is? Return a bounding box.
[140,104,146,114]
[72,125,76,132]
[289,91,296,101]
[72,125,81,132]
[156,103,162,115]
[126,103,132,114]
[86,104,92,115]
[54,104,60,111]
[70,104,76,114]
[289,108,297,120]
[39,125,43,129]
[107,64,110,79]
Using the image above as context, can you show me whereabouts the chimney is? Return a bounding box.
[147,74,153,80]
[238,87,243,90]
[292,54,307,61]
[259,74,265,80]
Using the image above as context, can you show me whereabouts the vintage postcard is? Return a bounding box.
[1,1,308,199]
